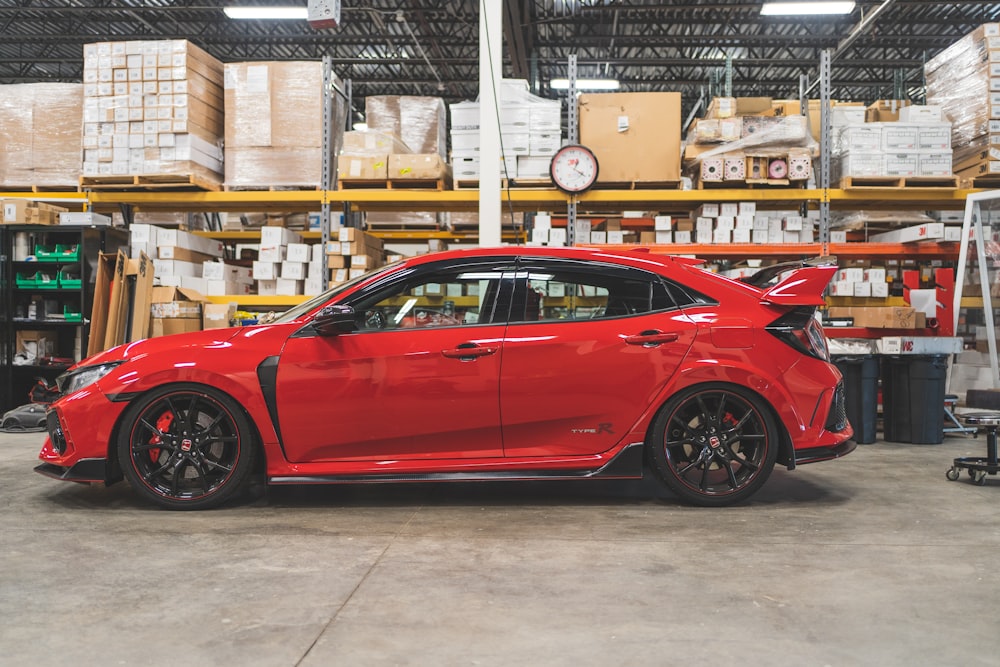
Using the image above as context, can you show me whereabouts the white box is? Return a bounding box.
[917,124,952,150]
[878,336,963,355]
[590,231,607,244]
[830,230,848,243]
[864,268,887,282]
[882,124,919,150]
[152,258,200,277]
[655,231,672,243]
[752,230,768,244]
[256,279,277,296]
[59,212,112,226]
[732,229,751,243]
[275,278,303,296]
[715,216,735,231]
[870,222,945,243]
[719,203,738,217]
[871,282,889,298]
[654,216,672,231]
[884,153,919,176]
[738,202,756,216]
[259,245,287,263]
[695,204,719,218]
[713,229,732,244]
[735,214,754,230]
[281,261,307,280]
[945,226,962,242]
[674,231,692,244]
[853,282,872,298]
[261,225,302,246]
[919,152,952,176]
[549,228,567,246]
[836,125,882,153]
[252,261,278,280]
[839,268,864,282]
[696,229,714,244]
[829,281,854,296]
[304,276,324,296]
[783,215,803,231]
[157,228,224,256]
[898,105,943,123]
[286,243,311,263]
[607,230,625,244]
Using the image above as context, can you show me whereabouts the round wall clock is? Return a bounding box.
[549,144,600,194]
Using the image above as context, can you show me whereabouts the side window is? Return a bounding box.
[349,268,507,331]
[512,268,658,322]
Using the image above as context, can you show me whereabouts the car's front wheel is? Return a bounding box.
[648,383,778,507]
[117,384,256,510]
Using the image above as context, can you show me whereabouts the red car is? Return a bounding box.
[36,246,853,509]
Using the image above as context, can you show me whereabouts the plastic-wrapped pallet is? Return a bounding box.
[365,95,447,156]
[925,23,1000,181]
[81,40,225,186]
[224,61,345,189]
[0,83,83,188]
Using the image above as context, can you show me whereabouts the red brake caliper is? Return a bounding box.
[148,411,175,461]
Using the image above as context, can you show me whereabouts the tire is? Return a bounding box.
[117,384,256,510]
[647,383,779,507]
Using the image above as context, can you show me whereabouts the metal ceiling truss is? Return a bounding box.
[1,1,999,120]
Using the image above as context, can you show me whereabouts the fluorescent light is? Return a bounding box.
[224,6,308,20]
[761,1,855,15]
[551,78,620,91]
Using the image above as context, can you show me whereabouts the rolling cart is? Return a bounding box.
[946,413,1000,486]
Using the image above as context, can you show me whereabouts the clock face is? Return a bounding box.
[549,144,599,193]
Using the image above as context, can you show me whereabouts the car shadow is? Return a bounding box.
[36,468,851,512]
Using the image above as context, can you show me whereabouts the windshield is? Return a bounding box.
[271,260,404,323]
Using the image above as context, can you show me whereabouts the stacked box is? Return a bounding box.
[581,92,682,184]
[0,83,83,188]
[139,224,224,291]
[926,23,1000,181]
[337,129,409,182]
[81,40,224,183]
[224,61,345,188]
[448,80,563,181]
[366,95,447,156]
[203,260,254,296]
[2,199,69,225]
[326,228,385,284]
[832,118,952,180]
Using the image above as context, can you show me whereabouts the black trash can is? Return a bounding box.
[833,355,879,444]
[880,354,948,444]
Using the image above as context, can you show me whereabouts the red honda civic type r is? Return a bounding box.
[36,246,854,509]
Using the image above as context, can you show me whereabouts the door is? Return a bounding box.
[275,260,514,463]
[500,258,697,457]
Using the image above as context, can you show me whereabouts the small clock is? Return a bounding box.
[549,144,599,194]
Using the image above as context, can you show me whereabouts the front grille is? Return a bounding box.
[47,410,67,455]
[825,381,848,432]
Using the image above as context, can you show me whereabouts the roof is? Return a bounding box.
[2,1,998,122]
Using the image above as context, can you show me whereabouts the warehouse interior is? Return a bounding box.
[3,2,1000,664]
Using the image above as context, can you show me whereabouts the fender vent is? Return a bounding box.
[825,381,848,432]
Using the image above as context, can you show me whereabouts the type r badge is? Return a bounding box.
[571,423,614,435]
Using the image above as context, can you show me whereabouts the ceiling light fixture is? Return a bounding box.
[551,78,620,91]
[224,6,308,20]
[760,1,856,16]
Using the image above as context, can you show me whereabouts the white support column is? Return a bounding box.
[478,0,503,247]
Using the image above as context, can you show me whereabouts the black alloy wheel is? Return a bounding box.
[118,384,255,510]
[648,383,778,507]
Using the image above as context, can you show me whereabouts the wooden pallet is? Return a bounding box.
[592,180,682,191]
[80,173,222,192]
[224,184,322,192]
[337,178,449,191]
[0,184,80,193]
[697,178,803,189]
[969,176,1000,189]
[839,175,959,189]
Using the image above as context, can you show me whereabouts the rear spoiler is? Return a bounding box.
[743,257,839,307]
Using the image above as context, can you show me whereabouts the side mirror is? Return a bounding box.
[313,305,357,336]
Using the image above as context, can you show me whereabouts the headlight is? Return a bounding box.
[56,362,124,395]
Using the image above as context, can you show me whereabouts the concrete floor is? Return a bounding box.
[1,429,998,667]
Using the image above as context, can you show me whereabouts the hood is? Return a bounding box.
[77,327,246,369]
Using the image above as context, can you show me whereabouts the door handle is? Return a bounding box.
[442,343,498,360]
[624,330,680,347]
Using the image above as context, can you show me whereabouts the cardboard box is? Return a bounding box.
[827,306,918,328]
[338,154,388,180]
[150,286,206,319]
[579,92,681,183]
[388,153,448,179]
[202,302,236,329]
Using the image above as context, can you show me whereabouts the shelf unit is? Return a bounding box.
[1,224,129,411]
[0,185,979,313]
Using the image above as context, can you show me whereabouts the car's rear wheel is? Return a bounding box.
[117,384,255,510]
[648,383,778,507]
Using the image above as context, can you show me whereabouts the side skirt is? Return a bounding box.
[269,442,646,485]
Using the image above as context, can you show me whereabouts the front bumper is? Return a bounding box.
[35,459,109,483]
[793,438,858,466]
